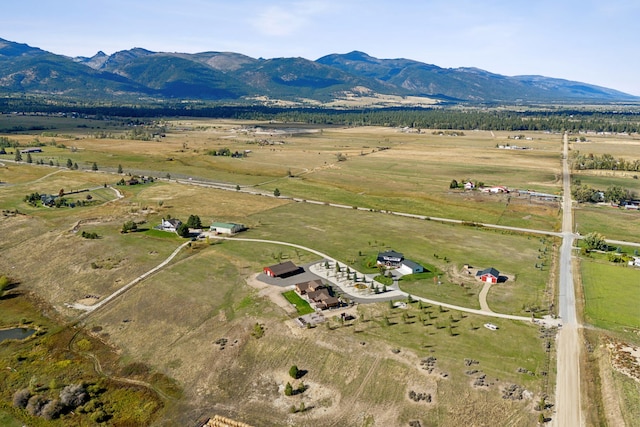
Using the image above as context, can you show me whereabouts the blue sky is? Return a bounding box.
[2,0,638,95]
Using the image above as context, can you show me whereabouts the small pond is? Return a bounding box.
[0,327,36,343]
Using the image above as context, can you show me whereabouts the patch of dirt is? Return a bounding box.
[607,339,640,383]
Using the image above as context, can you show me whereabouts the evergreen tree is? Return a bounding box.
[117,164,123,174]
[14,150,22,162]
[91,162,98,171]
[66,158,73,168]
[26,153,33,163]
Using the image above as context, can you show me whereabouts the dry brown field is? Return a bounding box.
[2,117,636,426]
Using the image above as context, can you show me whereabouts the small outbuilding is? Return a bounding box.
[209,222,245,235]
[476,267,500,284]
[263,261,301,278]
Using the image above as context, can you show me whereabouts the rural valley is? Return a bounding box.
[1,110,639,426]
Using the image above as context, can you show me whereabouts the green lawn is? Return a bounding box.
[581,259,640,334]
[282,290,315,315]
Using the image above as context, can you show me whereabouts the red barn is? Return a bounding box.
[263,261,300,278]
[476,267,500,284]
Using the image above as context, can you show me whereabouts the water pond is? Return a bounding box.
[0,327,36,343]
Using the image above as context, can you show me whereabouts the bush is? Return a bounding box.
[26,394,48,416]
[41,399,64,420]
[12,388,31,408]
[284,382,293,396]
[289,365,299,379]
[60,383,88,408]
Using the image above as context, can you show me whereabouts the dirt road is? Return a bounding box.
[552,132,583,426]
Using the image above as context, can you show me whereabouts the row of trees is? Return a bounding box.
[572,184,635,204]
[572,151,640,172]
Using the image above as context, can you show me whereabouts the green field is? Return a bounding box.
[581,259,640,334]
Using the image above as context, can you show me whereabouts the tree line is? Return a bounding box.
[571,151,640,172]
[2,98,640,133]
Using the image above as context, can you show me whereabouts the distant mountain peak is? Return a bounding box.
[0,36,637,104]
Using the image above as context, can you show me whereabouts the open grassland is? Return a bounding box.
[243,201,553,316]
[580,259,640,337]
[571,132,640,160]
[574,203,640,242]
[6,116,639,425]
[3,118,564,230]
[85,240,553,426]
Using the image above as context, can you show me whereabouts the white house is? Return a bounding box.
[209,222,245,235]
[160,218,182,233]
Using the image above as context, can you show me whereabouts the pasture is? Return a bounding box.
[2,116,637,426]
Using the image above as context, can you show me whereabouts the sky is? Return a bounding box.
[2,0,638,96]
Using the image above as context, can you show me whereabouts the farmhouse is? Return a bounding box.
[160,218,182,233]
[476,267,500,284]
[295,279,325,295]
[398,260,425,275]
[377,250,404,267]
[295,280,340,310]
[263,261,301,278]
[209,222,245,235]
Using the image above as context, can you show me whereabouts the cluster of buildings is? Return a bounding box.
[376,250,424,275]
[159,218,245,235]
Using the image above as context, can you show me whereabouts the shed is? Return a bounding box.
[210,222,245,235]
[476,267,500,284]
[263,261,301,278]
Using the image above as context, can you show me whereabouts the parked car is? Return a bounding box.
[484,323,498,330]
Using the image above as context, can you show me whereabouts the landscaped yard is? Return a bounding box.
[282,290,315,315]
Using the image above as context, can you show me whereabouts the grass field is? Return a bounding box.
[2,116,638,426]
[581,259,640,335]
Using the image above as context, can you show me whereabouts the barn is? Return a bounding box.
[476,267,500,284]
[263,261,301,278]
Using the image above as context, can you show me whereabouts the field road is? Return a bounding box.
[552,132,583,427]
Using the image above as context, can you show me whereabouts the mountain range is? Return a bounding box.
[0,37,637,105]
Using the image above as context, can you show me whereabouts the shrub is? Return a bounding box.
[289,365,299,379]
[12,388,31,408]
[26,394,48,416]
[41,399,64,420]
[60,383,88,408]
[284,382,293,396]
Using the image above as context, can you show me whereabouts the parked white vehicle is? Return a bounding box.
[484,323,498,330]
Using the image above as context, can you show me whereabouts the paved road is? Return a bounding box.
[553,132,583,427]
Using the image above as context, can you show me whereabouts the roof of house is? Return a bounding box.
[401,260,424,270]
[265,261,299,276]
[210,222,243,229]
[165,218,182,227]
[378,250,404,260]
[296,279,324,293]
[476,267,500,278]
